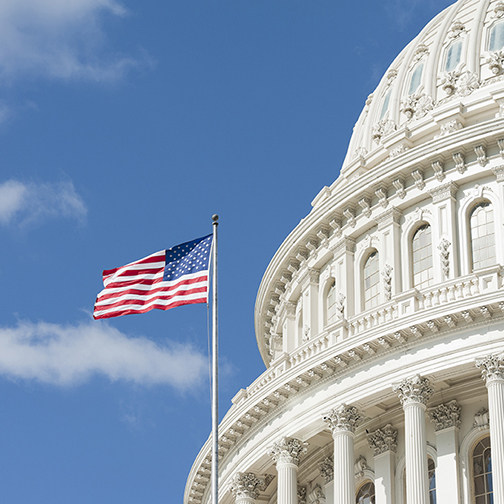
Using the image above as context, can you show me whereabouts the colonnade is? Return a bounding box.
[228,353,504,504]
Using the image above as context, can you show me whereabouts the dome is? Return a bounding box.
[186,1,504,504]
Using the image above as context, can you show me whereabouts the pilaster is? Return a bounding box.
[300,268,320,341]
[368,424,397,504]
[331,238,356,318]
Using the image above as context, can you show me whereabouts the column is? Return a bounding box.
[268,437,308,504]
[428,400,462,504]
[324,403,362,504]
[393,375,433,504]
[229,472,269,504]
[476,353,504,504]
[367,424,398,504]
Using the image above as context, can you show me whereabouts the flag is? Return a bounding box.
[93,234,213,320]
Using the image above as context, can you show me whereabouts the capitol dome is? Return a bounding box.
[186,1,504,503]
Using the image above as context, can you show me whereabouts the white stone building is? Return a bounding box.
[185,0,504,503]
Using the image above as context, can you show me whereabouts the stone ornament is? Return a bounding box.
[382,264,393,301]
[438,238,451,277]
[298,486,307,504]
[306,485,326,504]
[323,403,362,434]
[372,119,397,144]
[319,455,334,483]
[473,408,490,430]
[428,400,461,431]
[229,472,271,500]
[354,455,370,479]
[267,437,308,466]
[401,93,434,120]
[487,50,504,75]
[393,374,434,406]
[448,19,466,38]
[476,353,504,384]
[368,424,398,455]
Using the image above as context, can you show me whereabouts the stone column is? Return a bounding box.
[229,472,269,504]
[367,424,398,504]
[324,404,362,504]
[393,375,433,504]
[476,354,504,504]
[428,400,462,504]
[268,437,308,504]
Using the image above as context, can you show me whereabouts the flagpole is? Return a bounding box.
[211,214,219,504]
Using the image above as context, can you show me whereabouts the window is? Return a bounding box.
[412,224,434,289]
[470,202,496,271]
[409,63,424,95]
[364,251,380,310]
[327,281,337,325]
[489,21,504,52]
[356,481,375,504]
[473,436,493,504]
[380,90,392,119]
[445,39,462,72]
[428,458,437,504]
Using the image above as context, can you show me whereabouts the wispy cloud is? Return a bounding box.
[0,320,207,389]
[384,0,444,31]
[0,179,87,226]
[0,0,147,83]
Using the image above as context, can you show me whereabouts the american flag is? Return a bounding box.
[93,234,213,320]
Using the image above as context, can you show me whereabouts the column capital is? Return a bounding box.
[323,403,362,434]
[229,472,270,500]
[428,400,461,431]
[476,353,504,384]
[268,436,308,466]
[367,423,398,455]
[393,374,433,406]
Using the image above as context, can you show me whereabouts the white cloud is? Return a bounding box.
[0,320,208,389]
[0,179,87,226]
[0,0,144,83]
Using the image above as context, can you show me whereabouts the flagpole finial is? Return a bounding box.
[212,214,219,224]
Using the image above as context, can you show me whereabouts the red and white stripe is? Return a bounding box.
[93,250,209,320]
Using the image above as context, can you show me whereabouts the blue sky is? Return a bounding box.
[0,1,453,502]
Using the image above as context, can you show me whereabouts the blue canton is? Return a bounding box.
[163,234,213,282]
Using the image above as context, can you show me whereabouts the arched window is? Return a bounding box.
[380,89,392,119]
[428,458,437,504]
[445,39,462,72]
[364,251,380,310]
[356,481,375,504]
[412,224,434,289]
[473,436,493,503]
[470,202,496,271]
[489,21,504,52]
[409,63,424,95]
[327,280,337,325]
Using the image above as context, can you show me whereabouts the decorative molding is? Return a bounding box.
[306,485,326,504]
[376,207,402,230]
[331,237,356,257]
[438,238,451,277]
[354,455,370,479]
[382,264,393,301]
[329,216,343,238]
[453,152,466,174]
[358,197,372,218]
[343,208,356,228]
[448,19,466,38]
[406,206,432,225]
[393,374,434,406]
[375,187,388,208]
[372,119,397,144]
[428,400,461,431]
[474,145,487,167]
[319,455,334,483]
[491,165,504,182]
[367,424,398,455]
[323,403,362,434]
[473,408,490,430]
[411,169,425,190]
[298,486,307,504]
[429,181,459,203]
[392,178,406,198]
[476,353,504,384]
[267,437,308,466]
[432,160,444,182]
[401,93,434,120]
[438,119,463,137]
